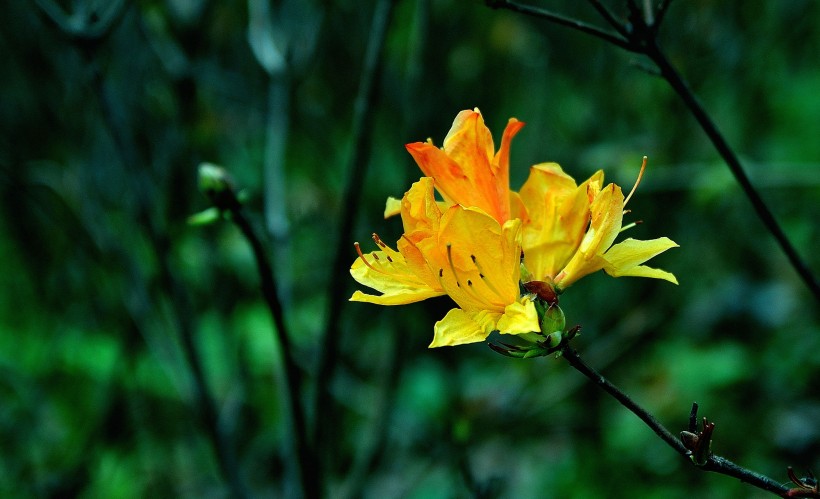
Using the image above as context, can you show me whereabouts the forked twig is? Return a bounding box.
[486,0,820,304]
[559,346,789,496]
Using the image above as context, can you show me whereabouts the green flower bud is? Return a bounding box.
[198,163,239,211]
[198,163,233,195]
[540,303,565,335]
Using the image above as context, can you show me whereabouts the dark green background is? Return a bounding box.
[1,1,818,497]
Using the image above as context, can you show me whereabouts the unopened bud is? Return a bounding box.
[198,163,239,210]
[198,163,232,194]
[540,304,565,335]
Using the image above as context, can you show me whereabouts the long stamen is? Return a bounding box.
[446,244,462,288]
[623,155,647,207]
[470,254,504,299]
[619,221,643,233]
[354,242,386,274]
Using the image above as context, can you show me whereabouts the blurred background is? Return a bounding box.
[1,0,819,497]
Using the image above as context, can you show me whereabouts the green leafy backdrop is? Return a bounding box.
[0,1,818,497]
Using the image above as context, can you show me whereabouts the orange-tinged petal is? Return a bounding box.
[442,109,495,163]
[493,118,526,198]
[405,109,521,224]
[405,142,462,206]
[508,191,528,224]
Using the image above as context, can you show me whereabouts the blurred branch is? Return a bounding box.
[35,4,250,496]
[313,0,396,468]
[199,168,318,499]
[247,0,324,306]
[91,56,252,499]
[486,0,820,304]
[559,345,790,497]
[336,332,405,499]
[34,0,127,41]
[486,0,631,49]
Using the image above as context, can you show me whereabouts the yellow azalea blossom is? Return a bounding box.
[354,109,678,350]
[519,162,678,291]
[351,177,540,347]
[403,108,525,224]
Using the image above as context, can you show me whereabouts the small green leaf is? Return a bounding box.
[187,207,222,226]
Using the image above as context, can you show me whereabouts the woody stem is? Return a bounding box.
[559,346,789,497]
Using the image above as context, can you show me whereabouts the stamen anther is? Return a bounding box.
[372,233,388,248]
[354,242,384,274]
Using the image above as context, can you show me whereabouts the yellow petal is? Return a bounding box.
[603,237,679,284]
[508,191,528,224]
[553,182,625,290]
[384,197,402,218]
[519,163,589,280]
[605,265,678,284]
[429,307,499,347]
[350,240,444,305]
[400,177,441,236]
[579,183,624,257]
[430,206,522,312]
[350,288,443,305]
[496,296,541,335]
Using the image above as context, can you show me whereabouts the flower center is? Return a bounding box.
[438,243,508,308]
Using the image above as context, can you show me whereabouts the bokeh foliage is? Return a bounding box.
[1,0,818,497]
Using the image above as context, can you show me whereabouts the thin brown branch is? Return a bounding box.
[199,167,317,498]
[586,0,630,37]
[228,206,320,499]
[314,0,396,466]
[560,346,789,497]
[654,0,674,32]
[486,0,633,50]
[487,0,820,305]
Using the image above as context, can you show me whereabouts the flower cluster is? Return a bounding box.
[351,109,677,348]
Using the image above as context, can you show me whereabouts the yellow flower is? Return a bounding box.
[354,109,679,350]
[404,108,524,225]
[351,178,540,347]
[519,161,678,291]
[400,108,678,292]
